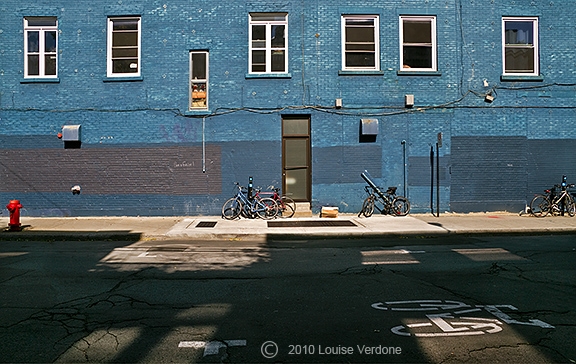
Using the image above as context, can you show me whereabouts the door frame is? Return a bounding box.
[282,115,311,202]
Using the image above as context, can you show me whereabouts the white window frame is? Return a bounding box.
[248,13,288,74]
[107,16,141,78]
[24,17,58,78]
[341,15,380,71]
[399,15,437,72]
[502,17,539,76]
[189,51,209,110]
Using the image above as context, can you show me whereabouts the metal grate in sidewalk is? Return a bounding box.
[267,220,357,228]
[195,221,218,228]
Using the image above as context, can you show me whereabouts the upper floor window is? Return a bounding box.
[190,51,208,110]
[400,16,437,71]
[502,17,539,76]
[249,13,288,74]
[341,15,379,71]
[107,17,141,77]
[24,17,58,78]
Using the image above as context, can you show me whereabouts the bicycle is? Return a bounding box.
[358,171,410,217]
[222,183,278,220]
[530,183,576,218]
[254,187,296,218]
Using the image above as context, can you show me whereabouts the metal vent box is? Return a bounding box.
[62,125,81,141]
[361,119,379,135]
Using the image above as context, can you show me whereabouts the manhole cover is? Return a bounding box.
[267,220,357,228]
[196,221,217,228]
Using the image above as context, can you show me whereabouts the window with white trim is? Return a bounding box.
[502,17,539,76]
[107,17,141,77]
[190,51,208,110]
[24,17,58,78]
[249,13,288,74]
[400,16,437,71]
[341,15,379,71]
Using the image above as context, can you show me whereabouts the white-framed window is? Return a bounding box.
[107,17,141,77]
[249,13,288,74]
[341,15,380,71]
[502,17,539,76]
[190,51,208,110]
[400,15,437,71]
[24,17,58,78]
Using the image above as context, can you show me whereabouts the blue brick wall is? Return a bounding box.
[0,0,575,216]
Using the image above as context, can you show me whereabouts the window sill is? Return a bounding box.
[397,70,442,76]
[500,75,544,82]
[20,77,60,84]
[245,73,292,79]
[184,109,211,116]
[103,76,144,82]
[338,70,384,76]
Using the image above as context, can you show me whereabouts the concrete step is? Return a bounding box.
[293,202,313,217]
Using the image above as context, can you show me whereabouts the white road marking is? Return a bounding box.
[179,340,247,356]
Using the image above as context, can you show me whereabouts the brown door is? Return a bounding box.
[282,116,311,202]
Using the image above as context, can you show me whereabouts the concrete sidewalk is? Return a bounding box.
[2,212,576,241]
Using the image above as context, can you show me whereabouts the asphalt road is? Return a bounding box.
[0,234,574,363]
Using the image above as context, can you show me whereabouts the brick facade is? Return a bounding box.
[0,1,574,216]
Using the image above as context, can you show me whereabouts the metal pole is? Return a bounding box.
[436,142,440,217]
[430,145,434,215]
[402,140,407,197]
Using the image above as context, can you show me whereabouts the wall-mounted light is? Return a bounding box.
[405,94,414,108]
[485,92,494,103]
[335,98,342,109]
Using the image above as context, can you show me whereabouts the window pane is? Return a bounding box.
[285,169,308,200]
[27,31,39,53]
[346,43,375,51]
[27,17,57,27]
[283,119,309,135]
[285,139,308,167]
[113,32,138,47]
[112,48,138,58]
[346,27,375,43]
[505,47,534,72]
[251,13,287,22]
[271,50,285,72]
[271,25,285,48]
[45,31,57,52]
[252,50,266,72]
[403,46,432,68]
[113,19,138,31]
[27,55,39,75]
[252,25,265,41]
[505,22,533,44]
[346,53,375,67]
[113,59,138,73]
[191,53,206,79]
[403,21,432,43]
[45,55,57,75]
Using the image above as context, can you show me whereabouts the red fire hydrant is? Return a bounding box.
[6,200,23,231]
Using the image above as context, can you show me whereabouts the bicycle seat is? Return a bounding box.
[386,187,397,194]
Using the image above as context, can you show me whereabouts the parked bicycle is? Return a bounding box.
[530,175,576,218]
[254,187,296,218]
[358,171,410,217]
[222,183,278,220]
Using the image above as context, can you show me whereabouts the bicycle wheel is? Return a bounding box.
[255,197,278,219]
[279,196,295,218]
[565,195,576,217]
[530,194,550,218]
[392,197,410,216]
[222,197,242,220]
[361,196,375,217]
